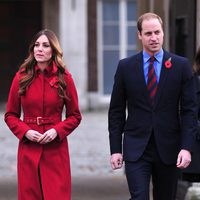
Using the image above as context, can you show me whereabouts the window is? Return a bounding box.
[98,0,137,95]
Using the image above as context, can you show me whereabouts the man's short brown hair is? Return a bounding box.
[137,12,163,33]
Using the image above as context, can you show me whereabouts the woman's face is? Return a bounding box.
[33,34,53,66]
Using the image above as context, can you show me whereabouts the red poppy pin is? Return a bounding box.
[49,76,59,88]
[165,57,172,69]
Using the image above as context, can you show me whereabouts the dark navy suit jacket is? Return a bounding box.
[108,51,197,165]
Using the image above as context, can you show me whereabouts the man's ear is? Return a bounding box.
[137,31,142,40]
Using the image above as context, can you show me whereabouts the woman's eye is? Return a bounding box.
[34,43,50,48]
[43,44,50,47]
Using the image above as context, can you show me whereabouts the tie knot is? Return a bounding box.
[150,56,155,62]
[149,56,155,65]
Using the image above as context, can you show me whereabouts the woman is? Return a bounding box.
[181,47,200,182]
[4,29,82,200]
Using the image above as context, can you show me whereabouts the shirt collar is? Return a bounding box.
[143,49,164,64]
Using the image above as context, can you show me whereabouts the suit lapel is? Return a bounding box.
[136,53,147,90]
[135,52,153,106]
[153,51,172,108]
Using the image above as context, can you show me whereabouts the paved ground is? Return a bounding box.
[0,104,189,200]
[0,104,130,200]
[0,176,129,200]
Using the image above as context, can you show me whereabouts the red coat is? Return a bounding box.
[4,64,82,200]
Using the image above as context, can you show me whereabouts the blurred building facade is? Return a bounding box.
[0,0,198,110]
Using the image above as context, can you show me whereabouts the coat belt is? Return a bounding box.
[23,117,56,126]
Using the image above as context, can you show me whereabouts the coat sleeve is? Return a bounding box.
[180,59,198,151]
[4,73,31,140]
[195,76,200,118]
[53,72,82,140]
[108,60,127,154]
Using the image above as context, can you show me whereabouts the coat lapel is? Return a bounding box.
[135,52,153,106]
[153,51,172,108]
[136,53,148,89]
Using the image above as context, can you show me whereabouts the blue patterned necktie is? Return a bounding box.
[147,56,157,100]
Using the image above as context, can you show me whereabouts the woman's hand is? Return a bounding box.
[25,130,43,142]
[38,128,58,144]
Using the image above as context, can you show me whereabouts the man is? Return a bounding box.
[108,12,197,200]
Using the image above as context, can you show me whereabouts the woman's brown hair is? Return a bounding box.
[19,29,67,99]
[193,47,200,75]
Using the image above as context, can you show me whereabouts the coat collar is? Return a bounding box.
[35,61,58,75]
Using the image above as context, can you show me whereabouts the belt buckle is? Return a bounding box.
[36,117,42,125]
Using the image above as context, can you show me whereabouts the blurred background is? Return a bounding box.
[0,0,199,199]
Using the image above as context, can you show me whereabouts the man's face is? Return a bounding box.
[138,18,164,55]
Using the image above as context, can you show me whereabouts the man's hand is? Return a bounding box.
[25,130,43,142]
[176,149,191,169]
[110,153,123,170]
[38,128,58,144]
